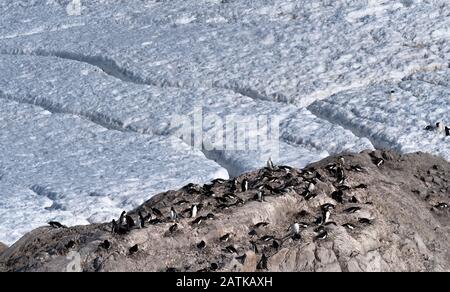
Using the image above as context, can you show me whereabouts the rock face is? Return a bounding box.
[1,150,449,272]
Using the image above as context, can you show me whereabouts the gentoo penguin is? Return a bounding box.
[129,244,138,255]
[446,126,450,136]
[288,223,300,235]
[267,158,274,170]
[220,233,231,242]
[342,223,356,230]
[344,206,361,213]
[241,179,249,192]
[99,240,111,250]
[206,213,215,220]
[321,203,335,211]
[48,221,66,229]
[138,211,145,228]
[257,254,268,270]
[235,254,247,265]
[197,240,206,250]
[355,183,368,189]
[230,178,238,193]
[118,211,126,226]
[170,207,178,222]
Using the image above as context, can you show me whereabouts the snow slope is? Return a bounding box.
[0,0,448,244]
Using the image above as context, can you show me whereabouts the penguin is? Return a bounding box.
[152,208,163,217]
[118,211,126,226]
[190,205,198,218]
[224,245,238,254]
[436,122,445,134]
[149,218,162,225]
[351,165,364,172]
[206,213,215,220]
[212,178,226,184]
[257,254,268,270]
[65,240,75,249]
[288,223,300,235]
[125,215,135,229]
[174,199,189,206]
[307,182,316,192]
[314,225,325,233]
[256,190,264,202]
[169,223,178,233]
[248,229,257,236]
[138,211,145,228]
[272,240,281,249]
[267,158,274,170]
[216,196,229,204]
[304,192,317,201]
[250,241,259,254]
[359,218,372,225]
[375,158,384,167]
[342,223,356,230]
[99,240,111,250]
[349,196,359,203]
[344,206,361,213]
[129,244,138,255]
[425,125,435,131]
[230,178,238,193]
[235,254,247,265]
[355,183,368,189]
[321,203,335,211]
[48,221,66,229]
[322,209,331,224]
[434,203,448,209]
[315,230,328,241]
[254,222,269,228]
[260,235,275,242]
[191,216,204,225]
[197,240,206,250]
[445,126,450,136]
[170,207,178,222]
[331,190,344,203]
[220,233,231,242]
[298,222,309,229]
[210,263,219,271]
[241,179,249,192]
[111,219,118,234]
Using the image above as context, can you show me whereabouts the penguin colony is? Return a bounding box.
[47,152,449,272]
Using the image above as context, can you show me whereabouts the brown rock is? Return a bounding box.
[1,151,450,272]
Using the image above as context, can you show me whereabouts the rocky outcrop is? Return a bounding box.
[1,150,449,272]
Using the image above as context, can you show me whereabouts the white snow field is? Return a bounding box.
[0,0,449,244]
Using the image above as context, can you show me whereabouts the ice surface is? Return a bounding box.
[0,99,227,244]
[0,0,449,244]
